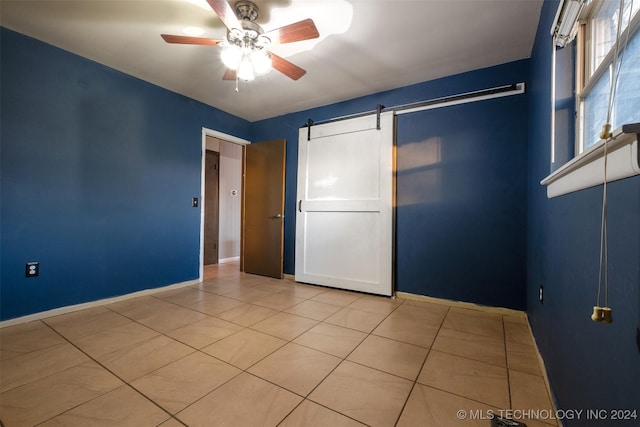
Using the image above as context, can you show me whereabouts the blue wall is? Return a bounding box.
[252,61,530,310]
[1,28,251,320]
[527,1,640,423]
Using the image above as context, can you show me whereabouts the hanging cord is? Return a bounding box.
[596,137,608,308]
[594,0,634,321]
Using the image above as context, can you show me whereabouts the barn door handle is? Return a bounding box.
[269,214,283,219]
[298,200,302,212]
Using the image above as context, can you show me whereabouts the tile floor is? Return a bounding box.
[0,262,556,427]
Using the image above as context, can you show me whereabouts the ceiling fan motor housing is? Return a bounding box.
[235,1,259,22]
[226,1,269,47]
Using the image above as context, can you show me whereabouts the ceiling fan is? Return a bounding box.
[161,0,319,82]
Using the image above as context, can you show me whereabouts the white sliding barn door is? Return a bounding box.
[295,112,394,296]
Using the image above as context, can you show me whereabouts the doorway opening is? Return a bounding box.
[204,150,220,266]
[199,128,249,281]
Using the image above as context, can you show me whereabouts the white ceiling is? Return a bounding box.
[1,0,543,122]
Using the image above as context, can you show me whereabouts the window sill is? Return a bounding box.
[541,124,640,198]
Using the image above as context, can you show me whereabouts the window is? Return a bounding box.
[543,0,640,198]
[577,0,640,152]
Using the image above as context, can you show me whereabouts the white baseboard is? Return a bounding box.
[0,279,200,328]
[218,257,240,264]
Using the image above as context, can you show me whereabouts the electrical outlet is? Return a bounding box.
[539,284,544,304]
[25,262,39,278]
[192,197,199,208]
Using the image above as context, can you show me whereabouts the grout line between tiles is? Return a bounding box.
[503,315,514,411]
[33,321,179,425]
[391,305,450,426]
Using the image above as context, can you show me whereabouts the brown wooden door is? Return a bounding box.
[242,140,286,278]
[204,150,219,265]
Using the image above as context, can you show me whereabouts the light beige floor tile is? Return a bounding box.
[504,321,535,347]
[221,274,270,287]
[223,287,274,302]
[442,308,504,340]
[215,303,278,326]
[194,280,243,295]
[155,287,218,307]
[309,361,413,427]
[324,307,386,333]
[347,295,404,315]
[0,321,65,360]
[108,295,168,317]
[395,300,450,325]
[0,342,89,393]
[372,313,440,348]
[131,351,240,414]
[251,280,294,293]
[202,328,286,369]
[157,418,185,427]
[373,302,448,344]
[347,335,428,380]
[73,321,159,358]
[44,307,131,341]
[418,350,509,409]
[293,323,367,358]
[111,297,208,333]
[251,312,318,340]
[164,316,243,348]
[186,295,246,315]
[433,327,506,367]
[311,290,362,306]
[176,372,302,427]
[136,305,209,333]
[253,292,306,311]
[249,343,341,396]
[506,340,542,375]
[397,383,498,427]
[503,314,529,325]
[0,361,123,426]
[40,385,170,426]
[278,284,327,299]
[280,400,366,427]
[96,335,194,382]
[509,370,556,422]
[285,299,343,321]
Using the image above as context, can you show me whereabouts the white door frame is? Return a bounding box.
[199,127,250,281]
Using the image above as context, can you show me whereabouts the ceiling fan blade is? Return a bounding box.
[206,0,241,31]
[270,52,307,80]
[222,68,237,80]
[161,34,220,45]
[263,18,319,44]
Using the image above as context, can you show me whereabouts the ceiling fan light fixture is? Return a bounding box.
[237,55,255,81]
[251,50,272,75]
[221,43,242,69]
